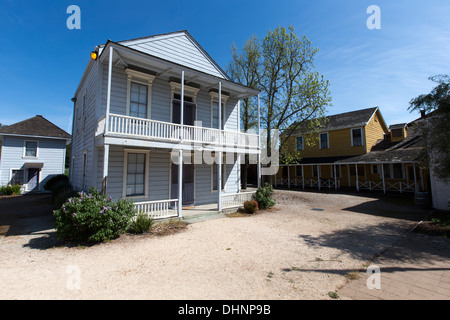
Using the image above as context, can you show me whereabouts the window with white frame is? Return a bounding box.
[296,136,304,151]
[125,152,148,197]
[319,133,329,149]
[129,82,148,118]
[351,128,363,146]
[24,141,38,158]
[11,169,24,185]
[126,68,155,119]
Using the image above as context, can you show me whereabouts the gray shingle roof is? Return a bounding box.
[285,107,380,135]
[0,115,71,139]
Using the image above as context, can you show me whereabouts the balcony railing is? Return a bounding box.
[100,113,259,149]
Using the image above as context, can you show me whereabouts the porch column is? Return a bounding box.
[347,164,350,187]
[381,164,386,194]
[301,165,305,189]
[355,164,359,192]
[102,144,109,195]
[218,151,222,211]
[334,164,337,191]
[104,47,113,135]
[287,164,291,189]
[420,167,424,191]
[180,70,185,141]
[318,166,321,191]
[257,93,261,188]
[413,164,418,193]
[178,149,183,218]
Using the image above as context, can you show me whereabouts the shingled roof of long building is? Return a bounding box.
[285,107,385,135]
[0,115,71,139]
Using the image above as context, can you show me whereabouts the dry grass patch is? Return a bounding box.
[149,219,188,236]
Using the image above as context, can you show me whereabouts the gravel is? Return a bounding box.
[0,190,426,299]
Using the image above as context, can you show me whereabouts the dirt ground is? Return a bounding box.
[0,190,429,300]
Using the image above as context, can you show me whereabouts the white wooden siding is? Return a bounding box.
[121,33,226,79]
[70,57,100,191]
[430,167,450,211]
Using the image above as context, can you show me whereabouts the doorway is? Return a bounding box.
[171,163,195,205]
[27,168,40,192]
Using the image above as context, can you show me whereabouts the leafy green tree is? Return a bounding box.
[230,26,331,174]
[228,35,261,188]
[259,26,331,157]
[409,74,450,181]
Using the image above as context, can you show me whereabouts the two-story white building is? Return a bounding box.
[70,30,261,219]
[0,115,71,193]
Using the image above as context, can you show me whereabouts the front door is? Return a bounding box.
[27,168,40,191]
[171,163,194,205]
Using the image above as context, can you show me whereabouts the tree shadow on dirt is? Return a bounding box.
[341,196,430,221]
[297,221,450,269]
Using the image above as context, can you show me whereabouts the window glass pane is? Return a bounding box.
[126,153,145,196]
[212,102,219,128]
[212,164,218,190]
[130,82,147,118]
[352,129,362,146]
[11,170,24,185]
[296,137,303,150]
[25,141,37,157]
[320,134,328,149]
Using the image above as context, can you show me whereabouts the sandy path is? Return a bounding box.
[0,190,425,299]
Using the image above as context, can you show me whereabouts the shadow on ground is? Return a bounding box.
[0,194,72,250]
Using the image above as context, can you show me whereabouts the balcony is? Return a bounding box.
[97,113,259,150]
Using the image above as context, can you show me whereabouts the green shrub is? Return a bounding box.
[243,200,259,214]
[128,212,154,234]
[53,188,136,243]
[253,183,276,210]
[54,186,80,209]
[0,184,22,195]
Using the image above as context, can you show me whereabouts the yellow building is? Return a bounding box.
[275,107,428,195]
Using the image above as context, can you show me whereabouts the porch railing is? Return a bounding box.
[134,199,179,220]
[358,180,416,193]
[104,113,259,148]
[221,191,256,209]
[276,178,340,189]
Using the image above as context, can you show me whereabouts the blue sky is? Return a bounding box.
[0,0,449,132]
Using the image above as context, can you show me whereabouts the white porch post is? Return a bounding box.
[347,164,350,187]
[178,149,183,218]
[104,47,113,135]
[218,81,223,211]
[180,71,185,141]
[334,164,337,191]
[257,93,261,188]
[381,164,386,194]
[102,46,113,195]
[287,164,291,189]
[302,165,305,189]
[102,144,109,195]
[318,166,321,191]
[413,164,418,193]
[218,151,222,211]
[355,164,359,192]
